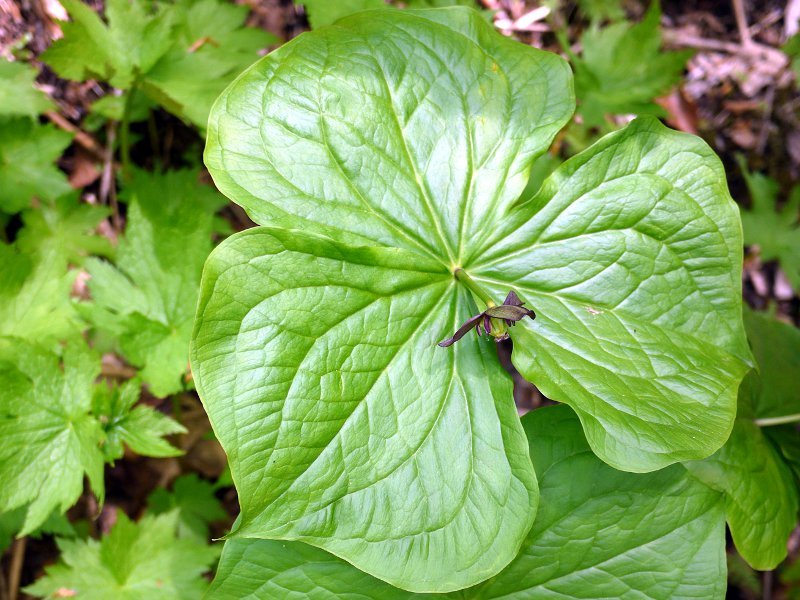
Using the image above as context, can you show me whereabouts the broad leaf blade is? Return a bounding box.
[685,394,798,571]
[208,406,727,599]
[743,308,800,420]
[205,7,573,262]
[471,406,726,599]
[474,117,751,472]
[191,227,536,592]
[683,310,800,570]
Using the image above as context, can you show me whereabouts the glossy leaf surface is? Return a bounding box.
[193,228,536,592]
[685,310,800,570]
[208,406,727,599]
[196,6,749,591]
[478,118,751,471]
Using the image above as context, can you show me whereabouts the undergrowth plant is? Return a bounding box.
[188,6,799,596]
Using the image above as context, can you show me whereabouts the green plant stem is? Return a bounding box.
[754,413,800,427]
[454,268,495,307]
[120,84,137,180]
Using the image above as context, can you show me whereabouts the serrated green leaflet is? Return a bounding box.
[147,474,227,541]
[42,0,275,128]
[92,379,185,462]
[738,158,800,290]
[25,511,220,599]
[208,406,727,599]
[195,6,749,591]
[0,340,105,536]
[0,118,72,214]
[86,169,221,397]
[0,60,54,118]
[570,2,693,126]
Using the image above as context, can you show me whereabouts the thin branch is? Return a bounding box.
[45,110,107,163]
[7,538,26,600]
[101,363,138,379]
[754,413,800,427]
[732,0,753,47]
[100,122,122,232]
[0,560,8,600]
[756,86,776,155]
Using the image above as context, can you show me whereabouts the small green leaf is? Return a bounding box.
[208,406,727,599]
[0,508,24,553]
[93,379,186,462]
[0,118,72,214]
[43,0,275,127]
[0,60,54,118]
[0,241,82,346]
[0,340,105,535]
[25,511,220,600]
[17,192,113,263]
[743,308,800,420]
[684,379,798,570]
[86,169,219,397]
[738,158,800,290]
[300,0,386,28]
[577,0,625,22]
[41,0,174,89]
[572,2,692,126]
[147,474,227,540]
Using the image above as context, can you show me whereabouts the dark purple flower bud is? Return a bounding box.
[437,289,536,347]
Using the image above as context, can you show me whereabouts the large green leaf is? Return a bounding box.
[205,8,573,254]
[477,118,751,472]
[683,309,800,570]
[196,6,748,591]
[193,227,536,592]
[208,406,727,599]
